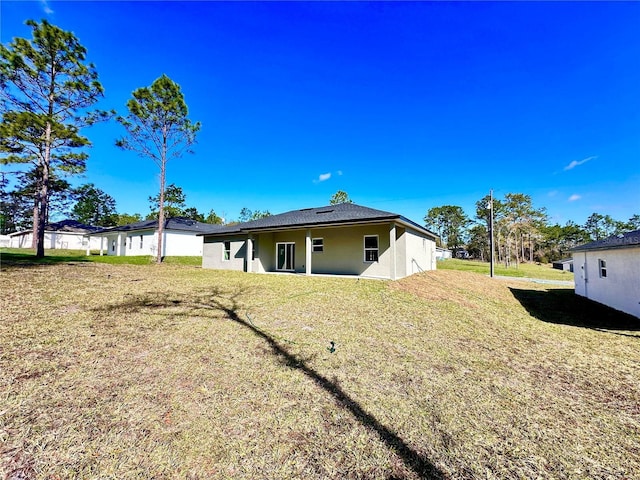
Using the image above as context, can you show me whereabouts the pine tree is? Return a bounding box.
[0,20,109,256]
[116,75,200,263]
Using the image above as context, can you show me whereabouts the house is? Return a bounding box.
[8,219,101,250]
[435,247,452,260]
[552,258,574,272]
[201,203,439,280]
[572,229,640,318]
[90,217,216,257]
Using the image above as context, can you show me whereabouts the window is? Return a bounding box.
[599,259,607,278]
[312,238,324,253]
[364,235,379,262]
[223,241,231,261]
[128,236,132,249]
[111,240,116,252]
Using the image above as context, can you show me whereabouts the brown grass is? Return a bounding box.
[1,263,638,479]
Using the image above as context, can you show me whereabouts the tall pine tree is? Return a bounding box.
[0,20,109,257]
[116,75,200,263]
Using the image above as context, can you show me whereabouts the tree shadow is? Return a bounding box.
[92,287,445,479]
[509,287,640,336]
[0,251,91,268]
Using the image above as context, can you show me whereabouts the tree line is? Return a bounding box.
[0,19,205,261]
[424,193,639,265]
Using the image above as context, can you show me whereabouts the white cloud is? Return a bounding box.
[41,0,54,14]
[313,172,331,183]
[564,155,596,171]
[568,194,581,202]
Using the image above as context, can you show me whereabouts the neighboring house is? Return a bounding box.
[201,203,439,280]
[8,220,101,250]
[435,247,452,260]
[0,235,10,248]
[572,229,640,318]
[90,217,215,257]
[552,258,574,272]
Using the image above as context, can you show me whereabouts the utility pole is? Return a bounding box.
[489,189,494,278]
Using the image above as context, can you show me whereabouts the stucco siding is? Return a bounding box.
[163,231,204,256]
[303,224,392,277]
[404,228,435,275]
[203,235,246,270]
[574,247,640,318]
[10,231,101,250]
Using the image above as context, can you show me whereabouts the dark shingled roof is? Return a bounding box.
[46,220,99,233]
[571,229,640,252]
[92,217,222,235]
[201,203,437,238]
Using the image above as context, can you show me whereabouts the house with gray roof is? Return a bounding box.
[90,217,218,257]
[9,219,101,250]
[201,203,439,280]
[572,229,640,318]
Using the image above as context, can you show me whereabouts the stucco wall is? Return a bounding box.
[163,231,204,256]
[202,222,437,279]
[257,224,393,277]
[98,229,202,257]
[10,231,101,250]
[574,247,640,318]
[203,235,247,270]
[404,227,436,275]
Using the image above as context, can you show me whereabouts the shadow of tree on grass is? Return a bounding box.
[509,287,639,336]
[93,287,445,480]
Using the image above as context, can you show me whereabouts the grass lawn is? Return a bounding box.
[0,248,202,267]
[437,258,575,281]
[1,261,638,479]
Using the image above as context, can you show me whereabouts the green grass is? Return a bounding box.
[0,248,202,267]
[437,258,574,281]
[1,263,637,479]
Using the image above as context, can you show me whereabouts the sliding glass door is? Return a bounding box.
[276,242,295,271]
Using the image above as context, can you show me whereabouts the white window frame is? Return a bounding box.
[312,238,324,253]
[599,259,607,278]
[364,235,379,263]
[223,241,231,261]
[139,235,144,249]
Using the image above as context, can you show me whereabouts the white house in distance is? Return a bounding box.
[201,203,439,280]
[9,219,102,250]
[572,229,640,319]
[90,217,216,257]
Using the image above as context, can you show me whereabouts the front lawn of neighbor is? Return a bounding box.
[0,248,202,266]
[437,258,575,281]
[1,261,637,479]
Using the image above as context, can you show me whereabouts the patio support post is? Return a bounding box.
[100,236,104,256]
[305,229,312,275]
[85,236,90,256]
[116,233,123,256]
[389,222,397,280]
[246,235,253,273]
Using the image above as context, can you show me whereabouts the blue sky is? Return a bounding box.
[2,0,639,225]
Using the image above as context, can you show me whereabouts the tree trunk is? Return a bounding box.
[35,121,53,258]
[31,201,39,249]
[156,133,168,264]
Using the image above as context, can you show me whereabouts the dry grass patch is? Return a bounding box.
[1,264,638,479]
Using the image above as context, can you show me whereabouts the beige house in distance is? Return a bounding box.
[201,203,438,280]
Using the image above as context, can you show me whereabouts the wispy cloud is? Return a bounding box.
[548,190,558,197]
[40,0,54,14]
[313,172,332,184]
[564,155,596,171]
[568,194,581,202]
